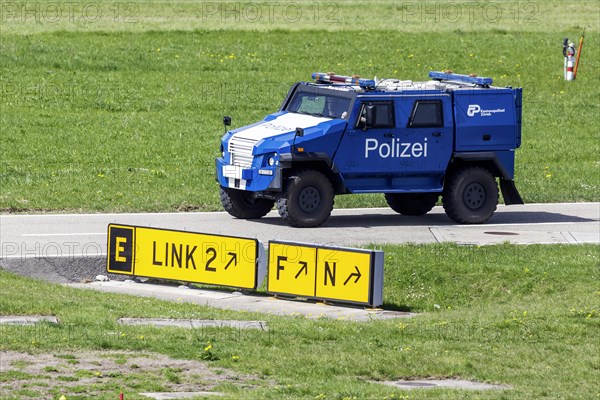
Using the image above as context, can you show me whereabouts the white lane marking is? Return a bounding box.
[0,211,230,218]
[20,232,105,237]
[448,221,598,228]
[0,253,107,259]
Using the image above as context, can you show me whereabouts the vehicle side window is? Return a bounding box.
[357,101,395,129]
[408,100,443,128]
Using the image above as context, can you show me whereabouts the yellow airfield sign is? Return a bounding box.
[316,248,372,304]
[107,224,265,289]
[267,241,384,306]
[268,242,317,298]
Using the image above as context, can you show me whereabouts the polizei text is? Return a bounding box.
[365,138,428,159]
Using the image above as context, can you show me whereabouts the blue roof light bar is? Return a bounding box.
[429,71,493,86]
[312,72,376,89]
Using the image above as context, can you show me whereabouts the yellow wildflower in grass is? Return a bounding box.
[397,322,410,330]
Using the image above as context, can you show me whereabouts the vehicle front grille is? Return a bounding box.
[228,136,257,167]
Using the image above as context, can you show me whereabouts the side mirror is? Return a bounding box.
[295,127,304,137]
[223,116,231,134]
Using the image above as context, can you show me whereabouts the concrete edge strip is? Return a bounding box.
[118,318,268,330]
[139,392,224,399]
[66,281,415,321]
[0,316,59,325]
[428,227,446,243]
[380,379,511,390]
[561,231,577,244]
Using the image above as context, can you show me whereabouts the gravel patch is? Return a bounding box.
[0,256,125,284]
[0,350,263,399]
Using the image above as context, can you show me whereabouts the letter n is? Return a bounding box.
[324,261,336,286]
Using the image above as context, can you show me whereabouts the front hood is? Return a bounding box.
[232,112,333,141]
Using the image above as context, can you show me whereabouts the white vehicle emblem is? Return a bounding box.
[467,104,481,117]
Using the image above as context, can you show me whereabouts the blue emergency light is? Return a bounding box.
[429,71,493,86]
[312,72,376,89]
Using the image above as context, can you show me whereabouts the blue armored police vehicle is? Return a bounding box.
[216,71,523,227]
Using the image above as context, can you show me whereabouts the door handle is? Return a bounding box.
[432,131,442,137]
[384,133,394,138]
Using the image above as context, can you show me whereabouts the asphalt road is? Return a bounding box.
[1,202,598,259]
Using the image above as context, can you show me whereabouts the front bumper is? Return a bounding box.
[215,157,282,191]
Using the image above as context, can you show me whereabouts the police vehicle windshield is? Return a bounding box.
[285,86,354,120]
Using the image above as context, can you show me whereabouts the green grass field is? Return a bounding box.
[1,1,599,212]
[1,244,598,399]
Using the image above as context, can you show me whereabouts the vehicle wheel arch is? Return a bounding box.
[279,153,346,193]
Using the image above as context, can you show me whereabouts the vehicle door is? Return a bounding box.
[334,99,400,192]
[396,95,453,187]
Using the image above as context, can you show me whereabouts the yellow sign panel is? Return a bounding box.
[268,242,316,297]
[107,224,261,289]
[315,248,372,304]
[267,241,384,306]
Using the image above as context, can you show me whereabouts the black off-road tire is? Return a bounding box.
[442,166,499,224]
[384,193,439,216]
[220,186,274,219]
[276,170,334,227]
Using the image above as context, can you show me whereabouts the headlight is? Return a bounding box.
[268,153,278,166]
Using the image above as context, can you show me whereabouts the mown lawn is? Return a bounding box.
[1,2,598,212]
